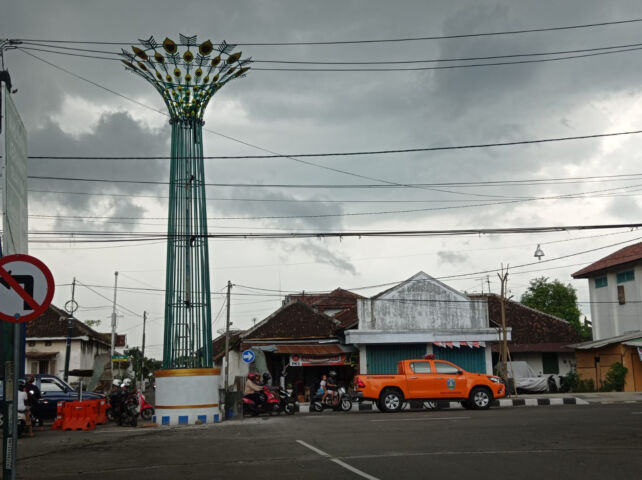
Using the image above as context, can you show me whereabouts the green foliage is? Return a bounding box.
[600,362,628,392]
[562,370,596,393]
[521,277,591,338]
[124,347,162,382]
[84,319,101,327]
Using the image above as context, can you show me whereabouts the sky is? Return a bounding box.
[2,0,642,360]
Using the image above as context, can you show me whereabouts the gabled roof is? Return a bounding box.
[26,304,110,346]
[241,300,340,340]
[285,288,364,311]
[373,271,469,301]
[471,294,584,351]
[572,242,642,278]
[569,330,642,350]
[211,330,244,361]
[334,306,359,330]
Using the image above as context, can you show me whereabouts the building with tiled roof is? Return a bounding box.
[572,242,642,341]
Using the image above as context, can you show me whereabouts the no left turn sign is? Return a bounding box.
[0,254,55,323]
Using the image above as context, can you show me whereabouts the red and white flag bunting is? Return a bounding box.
[433,341,485,348]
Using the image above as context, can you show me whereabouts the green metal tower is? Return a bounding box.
[120,35,250,369]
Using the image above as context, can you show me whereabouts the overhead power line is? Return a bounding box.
[23,129,642,160]
[11,17,642,46]
[15,43,642,71]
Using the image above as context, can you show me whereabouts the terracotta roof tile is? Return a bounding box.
[572,242,642,278]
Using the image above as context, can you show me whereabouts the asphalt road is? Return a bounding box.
[12,404,642,479]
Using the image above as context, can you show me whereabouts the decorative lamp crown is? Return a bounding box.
[534,244,545,261]
[119,34,252,122]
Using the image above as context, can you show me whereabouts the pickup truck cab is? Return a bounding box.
[31,374,104,419]
[354,357,506,412]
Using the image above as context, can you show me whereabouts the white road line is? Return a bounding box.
[371,416,471,422]
[297,440,380,480]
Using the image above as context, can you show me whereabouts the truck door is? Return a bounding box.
[406,361,434,398]
[433,361,466,397]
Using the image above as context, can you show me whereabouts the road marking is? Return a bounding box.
[370,416,471,422]
[297,440,380,480]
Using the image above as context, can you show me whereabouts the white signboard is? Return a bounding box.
[1,85,28,255]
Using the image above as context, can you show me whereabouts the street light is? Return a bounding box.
[534,244,544,261]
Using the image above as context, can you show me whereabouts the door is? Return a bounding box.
[406,361,434,398]
[432,361,466,397]
[434,346,487,373]
[366,344,426,374]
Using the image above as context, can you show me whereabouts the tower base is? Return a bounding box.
[152,368,221,426]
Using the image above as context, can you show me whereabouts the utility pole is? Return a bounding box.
[497,265,509,388]
[63,278,77,383]
[110,271,119,379]
[224,281,232,402]
[140,311,146,390]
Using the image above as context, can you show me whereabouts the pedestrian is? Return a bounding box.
[17,383,33,437]
[25,374,43,430]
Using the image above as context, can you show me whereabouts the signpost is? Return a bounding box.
[241,349,255,364]
[0,254,54,479]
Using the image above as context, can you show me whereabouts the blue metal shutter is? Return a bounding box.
[366,344,426,374]
[434,346,487,373]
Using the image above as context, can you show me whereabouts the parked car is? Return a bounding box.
[30,374,104,420]
[354,356,506,412]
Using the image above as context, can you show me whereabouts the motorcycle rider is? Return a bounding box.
[325,370,339,405]
[25,374,43,430]
[244,373,264,407]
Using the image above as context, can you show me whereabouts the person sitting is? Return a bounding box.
[318,374,328,399]
[325,371,339,405]
[244,373,264,406]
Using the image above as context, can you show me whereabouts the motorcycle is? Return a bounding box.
[310,386,352,412]
[107,387,139,427]
[243,385,281,416]
[275,387,297,415]
[17,410,31,438]
[138,391,154,421]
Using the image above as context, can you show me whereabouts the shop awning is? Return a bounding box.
[275,344,354,355]
[25,352,58,360]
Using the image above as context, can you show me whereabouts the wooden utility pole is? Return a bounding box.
[140,311,146,390]
[223,281,232,417]
[497,265,509,387]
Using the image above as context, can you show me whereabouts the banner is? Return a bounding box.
[289,353,349,367]
[637,346,642,362]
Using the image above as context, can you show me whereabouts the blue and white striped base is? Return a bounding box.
[152,413,221,426]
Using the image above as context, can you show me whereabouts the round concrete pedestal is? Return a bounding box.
[152,368,221,426]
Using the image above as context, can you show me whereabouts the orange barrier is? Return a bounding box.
[51,402,65,430]
[61,400,96,431]
[92,399,109,425]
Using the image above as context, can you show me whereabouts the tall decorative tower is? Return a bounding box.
[120,35,250,425]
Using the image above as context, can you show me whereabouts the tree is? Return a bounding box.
[124,347,162,383]
[521,277,590,338]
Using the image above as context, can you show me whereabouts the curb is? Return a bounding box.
[297,396,589,413]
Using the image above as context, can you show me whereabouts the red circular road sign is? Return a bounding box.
[0,254,55,323]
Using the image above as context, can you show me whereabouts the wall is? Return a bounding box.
[587,265,642,340]
[576,344,642,392]
[26,338,110,383]
[357,274,488,331]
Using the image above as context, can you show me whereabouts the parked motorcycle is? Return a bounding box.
[275,387,297,415]
[243,385,281,416]
[108,387,139,427]
[138,391,154,421]
[310,386,352,412]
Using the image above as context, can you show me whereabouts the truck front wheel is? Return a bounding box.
[469,387,493,410]
[379,389,403,413]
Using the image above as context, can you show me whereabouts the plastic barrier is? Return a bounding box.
[61,400,97,431]
[51,402,65,430]
[92,399,109,425]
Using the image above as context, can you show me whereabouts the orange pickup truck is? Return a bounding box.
[353,356,506,412]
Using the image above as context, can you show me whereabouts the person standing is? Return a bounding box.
[25,375,43,430]
[17,383,33,437]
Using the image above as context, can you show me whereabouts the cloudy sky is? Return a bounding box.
[3,0,642,359]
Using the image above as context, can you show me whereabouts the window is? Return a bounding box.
[616,270,634,283]
[434,361,460,374]
[594,276,607,288]
[27,341,36,347]
[44,340,52,346]
[40,378,65,393]
[410,362,431,373]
